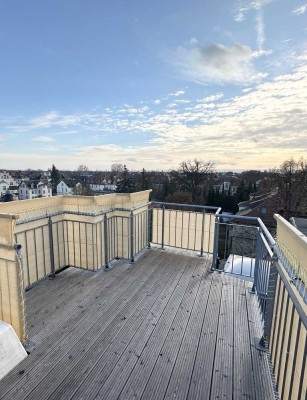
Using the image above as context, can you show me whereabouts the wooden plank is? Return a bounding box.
[47,249,190,400]
[119,257,209,400]
[0,248,162,398]
[233,279,255,399]
[144,259,212,400]
[246,289,275,399]
[187,274,223,400]
[70,250,194,400]
[29,249,160,343]
[210,275,234,399]
[85,252,198,400]
[27,259,130,338]
[15,249,183,400]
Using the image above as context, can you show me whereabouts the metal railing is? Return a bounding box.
[10,199,307,398]
[151,202,220,255]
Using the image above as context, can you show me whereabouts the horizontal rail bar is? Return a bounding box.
[152,201,220,211]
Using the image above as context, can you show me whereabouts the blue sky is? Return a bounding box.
[0,0,306,171]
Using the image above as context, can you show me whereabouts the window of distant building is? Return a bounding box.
[261,207,267,214]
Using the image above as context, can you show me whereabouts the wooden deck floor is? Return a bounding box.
[0,247,275,399]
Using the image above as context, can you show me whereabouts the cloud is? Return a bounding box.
[32,135,55,142]
[235,0,273,55]
[29,111,80,129]
[1,54,306,171]
[293,3,307,14]
[153,99,161,105]
[55,130,78,135]
[234,0,275,21]
[169,90,185,97]
[172,43,264,85]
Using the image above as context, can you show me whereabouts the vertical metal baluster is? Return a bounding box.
[73,221,76,267]
[42,226,46,277]
[56,222,60,269]
[48,217,55,278]
[175,210,178,247]
[181,211,184,249]
[33,228,38,282]
[62,221,66,267]
[66,221,70,266]
[80,222,83,269]
[24,231,30,286]
[199,210,205,257]
[92,223,95,271]
[147,206,151,248]
[104,213,109,269]
[194,213,197,251]
[100,220,103,267]
[130,210,134,262]
[161,206,165,249]
[187,212,191,250]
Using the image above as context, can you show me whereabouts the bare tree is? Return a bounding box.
[170,159,214,203]
[274,158,307,219]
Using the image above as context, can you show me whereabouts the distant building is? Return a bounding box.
[57,180,73,196]
[18,180,52,200]
[237,192,277,227]
[213,181,237,195]
[0,171,19,199]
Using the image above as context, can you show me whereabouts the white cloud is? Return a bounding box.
[172,43,263,85]
[55,130,78,135]
[293,3,307,14]
[29,111,80,129]
[1,55,307,171]
[153,99,161,104]
[234,0,275,21]
[235,0,273,55]
[169,90,185,97]
[32,136,55,142]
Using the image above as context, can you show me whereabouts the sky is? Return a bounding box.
[0,0,306,171]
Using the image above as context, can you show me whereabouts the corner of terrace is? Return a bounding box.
[0,191,306,399]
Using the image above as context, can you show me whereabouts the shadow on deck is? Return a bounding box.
[0,247,275,399]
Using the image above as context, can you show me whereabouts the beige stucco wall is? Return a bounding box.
[0,190,151,222]
[0,245,26,342]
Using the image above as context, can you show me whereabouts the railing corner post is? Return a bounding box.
[263,251,278,341]
[211,215,220,271]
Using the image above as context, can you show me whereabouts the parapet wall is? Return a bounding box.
[0,191,151,342]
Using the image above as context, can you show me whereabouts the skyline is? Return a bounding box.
[0,0,306,171]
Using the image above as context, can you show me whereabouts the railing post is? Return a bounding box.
[251,228,262,293]
[130,209,134,262]
[211,215,220,271]
[104,213,109,270]
[147,205,152,249]
[199,210,205,257]
[48,217,55,278]
[161,206,165,250]
[263,252,278,341]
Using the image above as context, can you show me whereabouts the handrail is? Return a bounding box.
[152,201,220,211]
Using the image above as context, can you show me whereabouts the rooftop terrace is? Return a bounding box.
[0,248,274,400]
[0,192,306,399]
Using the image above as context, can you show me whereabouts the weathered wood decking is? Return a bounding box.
[0,247,274,399]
